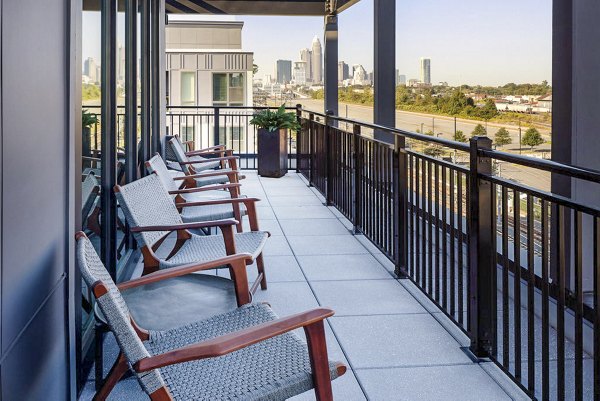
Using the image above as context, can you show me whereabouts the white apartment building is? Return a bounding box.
[165,17,254,151]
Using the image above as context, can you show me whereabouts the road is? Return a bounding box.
[296,98,551,191]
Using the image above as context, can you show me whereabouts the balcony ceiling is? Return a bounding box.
[83,0,359,16]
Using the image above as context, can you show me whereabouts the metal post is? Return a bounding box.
[394,134,408,277]
[100,0,117,275]
[296,104,302,173]
[214,107,221,147]
[309,113,315,186]
[325,110,334,205]
[140,0,151,171]
[125,0,138,183]
[373,0,396,143]
[468,136,495,357]
[353,124,361,234]
[324,14,338,116]
[150,0,164,154]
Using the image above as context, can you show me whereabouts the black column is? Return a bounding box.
[101,0,117,275]
[374,0,396,143]
[125,0,138,182]
[140,0,151,167]
[324,14,339,116]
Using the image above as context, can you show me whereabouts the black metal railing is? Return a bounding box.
[297,109,600,401]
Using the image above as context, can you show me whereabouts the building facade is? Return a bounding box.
[300,48,313,82]
[420,57,431,85]
[338,61,349,82]
[276,59,292,84]
[311,36,323,84]
[293,61,307,84]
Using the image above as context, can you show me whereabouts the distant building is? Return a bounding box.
[352,64,369,85]
[84,57,98,83]
[264,74,274,84]
[420,57,431,85]
[396,71,406,86]
[338,61,349,82]
[165,18,254,152]
[311,36,323,84]
[117,44,125,84]
[408,78,419,87]
[300,48,313,82]
[276,59,292,84]
[537,94,552,111]
[293,61,307,85]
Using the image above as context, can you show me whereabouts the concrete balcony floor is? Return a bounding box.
[80,171,529,401]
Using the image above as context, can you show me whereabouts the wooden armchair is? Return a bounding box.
[76,233,346,401]
[114,173,270,292]
[167,137,244,189]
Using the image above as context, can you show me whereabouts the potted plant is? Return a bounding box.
[82,109,99,157]
[250,104,300,178]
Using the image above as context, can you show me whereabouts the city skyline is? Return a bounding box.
[82,0,551,86]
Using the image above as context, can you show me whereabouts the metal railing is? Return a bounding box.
[297,109,600,401]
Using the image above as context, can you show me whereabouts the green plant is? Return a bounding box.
[471,123,487,137]
[250,104,300,132]
[454,130,467,143]
[82,109,99,129]
[521,127,544,150]
[494,127,512,147]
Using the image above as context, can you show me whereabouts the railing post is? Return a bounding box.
[394,135,408,277]
[213,107,220,147]
[353,124,361,234]
[468,135,495,357]
[296,104,302,173]
[308,113,315,186]
[325,110,334,205]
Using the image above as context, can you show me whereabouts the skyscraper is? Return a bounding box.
[300,48,312,82]
[84,57,98,83]
[117,44,125,83]
[311,36,322,84]
[276,59,292,84]
[293,61,307,85]
[420,57,431,85]
[338,61,349,82]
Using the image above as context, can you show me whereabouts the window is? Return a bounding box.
[181,71,196,106]
[212,72,245,106]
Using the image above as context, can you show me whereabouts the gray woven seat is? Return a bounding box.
[76,235,344,401]
[160,231,267,269]
[167,136,223,173]
[146,303,341,401]
[81,172,99,225]
[145,154,247,223]
[115,174,269,290]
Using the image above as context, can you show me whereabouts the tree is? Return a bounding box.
[471,124,487,137]
[494,127,512,147]
[253,64,259,74]
[521,127,544,150]
[453,130,467,143]
[477,98,499,120]
[423,145,443,157]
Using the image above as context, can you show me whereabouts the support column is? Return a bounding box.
[373,0,396,143]
[140,0,151,168]
[150,0,166,155]
[100,0,117,275]
[324,13,338,116]
[125,0,138,182]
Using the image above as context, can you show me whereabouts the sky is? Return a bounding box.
[82,0,552,87]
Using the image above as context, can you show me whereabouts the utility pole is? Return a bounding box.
[432,117,435,134]
[518,121,522,155]
[454,116,457,135]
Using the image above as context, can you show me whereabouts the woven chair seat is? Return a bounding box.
[193,169,234,187]
[181,202,247,223]
[180,190,236,202]
[160,231,268,269]
[145,303,341,401]
[188,155,222,172]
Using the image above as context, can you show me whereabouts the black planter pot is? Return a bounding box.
[257,128,288,178]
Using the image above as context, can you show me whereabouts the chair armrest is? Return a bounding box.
[176,170,241,179]
[179,156,239,165]
[188,145,226,154]
[186,149,233,157]
[130,219,238,233]
[117,253,253,291]
[169,183,241,195]
[175,197,259,208]
[134,308,335,372]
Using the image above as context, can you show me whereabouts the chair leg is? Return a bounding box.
[94,323,105,391]
[304,320,334,401]
[256,253,267,290]
[93,352,129,401]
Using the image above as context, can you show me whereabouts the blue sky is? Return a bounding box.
[83,0,552,86]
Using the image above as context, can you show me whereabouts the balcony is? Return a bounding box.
[79,106,600,400]
[80,170,530,401]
